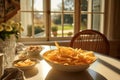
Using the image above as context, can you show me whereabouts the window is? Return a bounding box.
[50,0,74,39]
[11,0,105,42]
[80,0,105,32]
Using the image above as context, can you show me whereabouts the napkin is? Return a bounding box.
[0,68,25,80]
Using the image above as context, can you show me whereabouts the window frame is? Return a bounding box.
[18,0,105,43]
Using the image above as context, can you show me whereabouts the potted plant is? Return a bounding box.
[51,26,58,37]
[67,32,73,37]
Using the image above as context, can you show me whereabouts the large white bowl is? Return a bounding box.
[43,50,96,72]
[44,58,90,72]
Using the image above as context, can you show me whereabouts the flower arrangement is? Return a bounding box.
[0,20,24,41]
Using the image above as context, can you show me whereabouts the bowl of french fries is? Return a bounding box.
[13,58,38,70]
[43,42,97,72]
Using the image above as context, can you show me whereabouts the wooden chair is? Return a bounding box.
[70,30,110,55]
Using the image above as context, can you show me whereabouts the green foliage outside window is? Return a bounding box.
[27,25,44,37]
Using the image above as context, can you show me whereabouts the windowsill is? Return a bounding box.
[20,40,71,46]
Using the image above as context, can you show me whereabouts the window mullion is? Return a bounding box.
[32,0,34,38]
[74,0,80,34]
[87,0,92,29]
[62,0,64,37]
[44,0,50,40]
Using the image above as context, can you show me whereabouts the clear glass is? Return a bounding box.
[51,13,74,37]
[20,12,33,38]
[80,14,87,30]
[92,14,100,30]
[34,12,45,38]
[51,13,61,37]
[81,0,88,11]
[92,0,104,12]
[0,54,4,77]
[2,35,16,68]
[92,14,104,31]
[34,0,43,11]
[21,0,32,11]
[51,0,62,11]
[64,0,74,11]
[63,14,74,37]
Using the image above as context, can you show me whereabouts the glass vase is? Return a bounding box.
[0,53,4,78]
[0,35,16,68]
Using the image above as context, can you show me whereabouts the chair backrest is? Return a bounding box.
[70,30,110,55]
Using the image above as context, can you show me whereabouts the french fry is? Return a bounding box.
[14,59,35,67]
[44,42,96,65]
[55,41,60,49]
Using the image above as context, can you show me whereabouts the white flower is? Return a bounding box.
[19,26,24,32]
[1,23,6,27]
[7,20,15,25]
[5,25,13,32]
[13,23,20,31]
[0,20,24,41]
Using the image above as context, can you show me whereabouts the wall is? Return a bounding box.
[109,41,120,59]
[103,0,120,59]
[110,0,120,59]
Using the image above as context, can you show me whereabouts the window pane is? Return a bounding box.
[20,0,32,11]
[63,14,74,37]
[21,12,32,38]
[51,13,61,37]
[34,12,45,38]
[93,14,99,30]
[81,14,87,30]
[34,0,43,11]
[81,0,88,11]
[51,0,62,11]
[92,14,102,31]
[64,0,74,11]
[92,0,104,12]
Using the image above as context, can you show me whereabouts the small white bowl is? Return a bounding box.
[26,46,43,58]
[13,58,38,70]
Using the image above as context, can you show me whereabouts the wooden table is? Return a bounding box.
[23,45,120,80]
